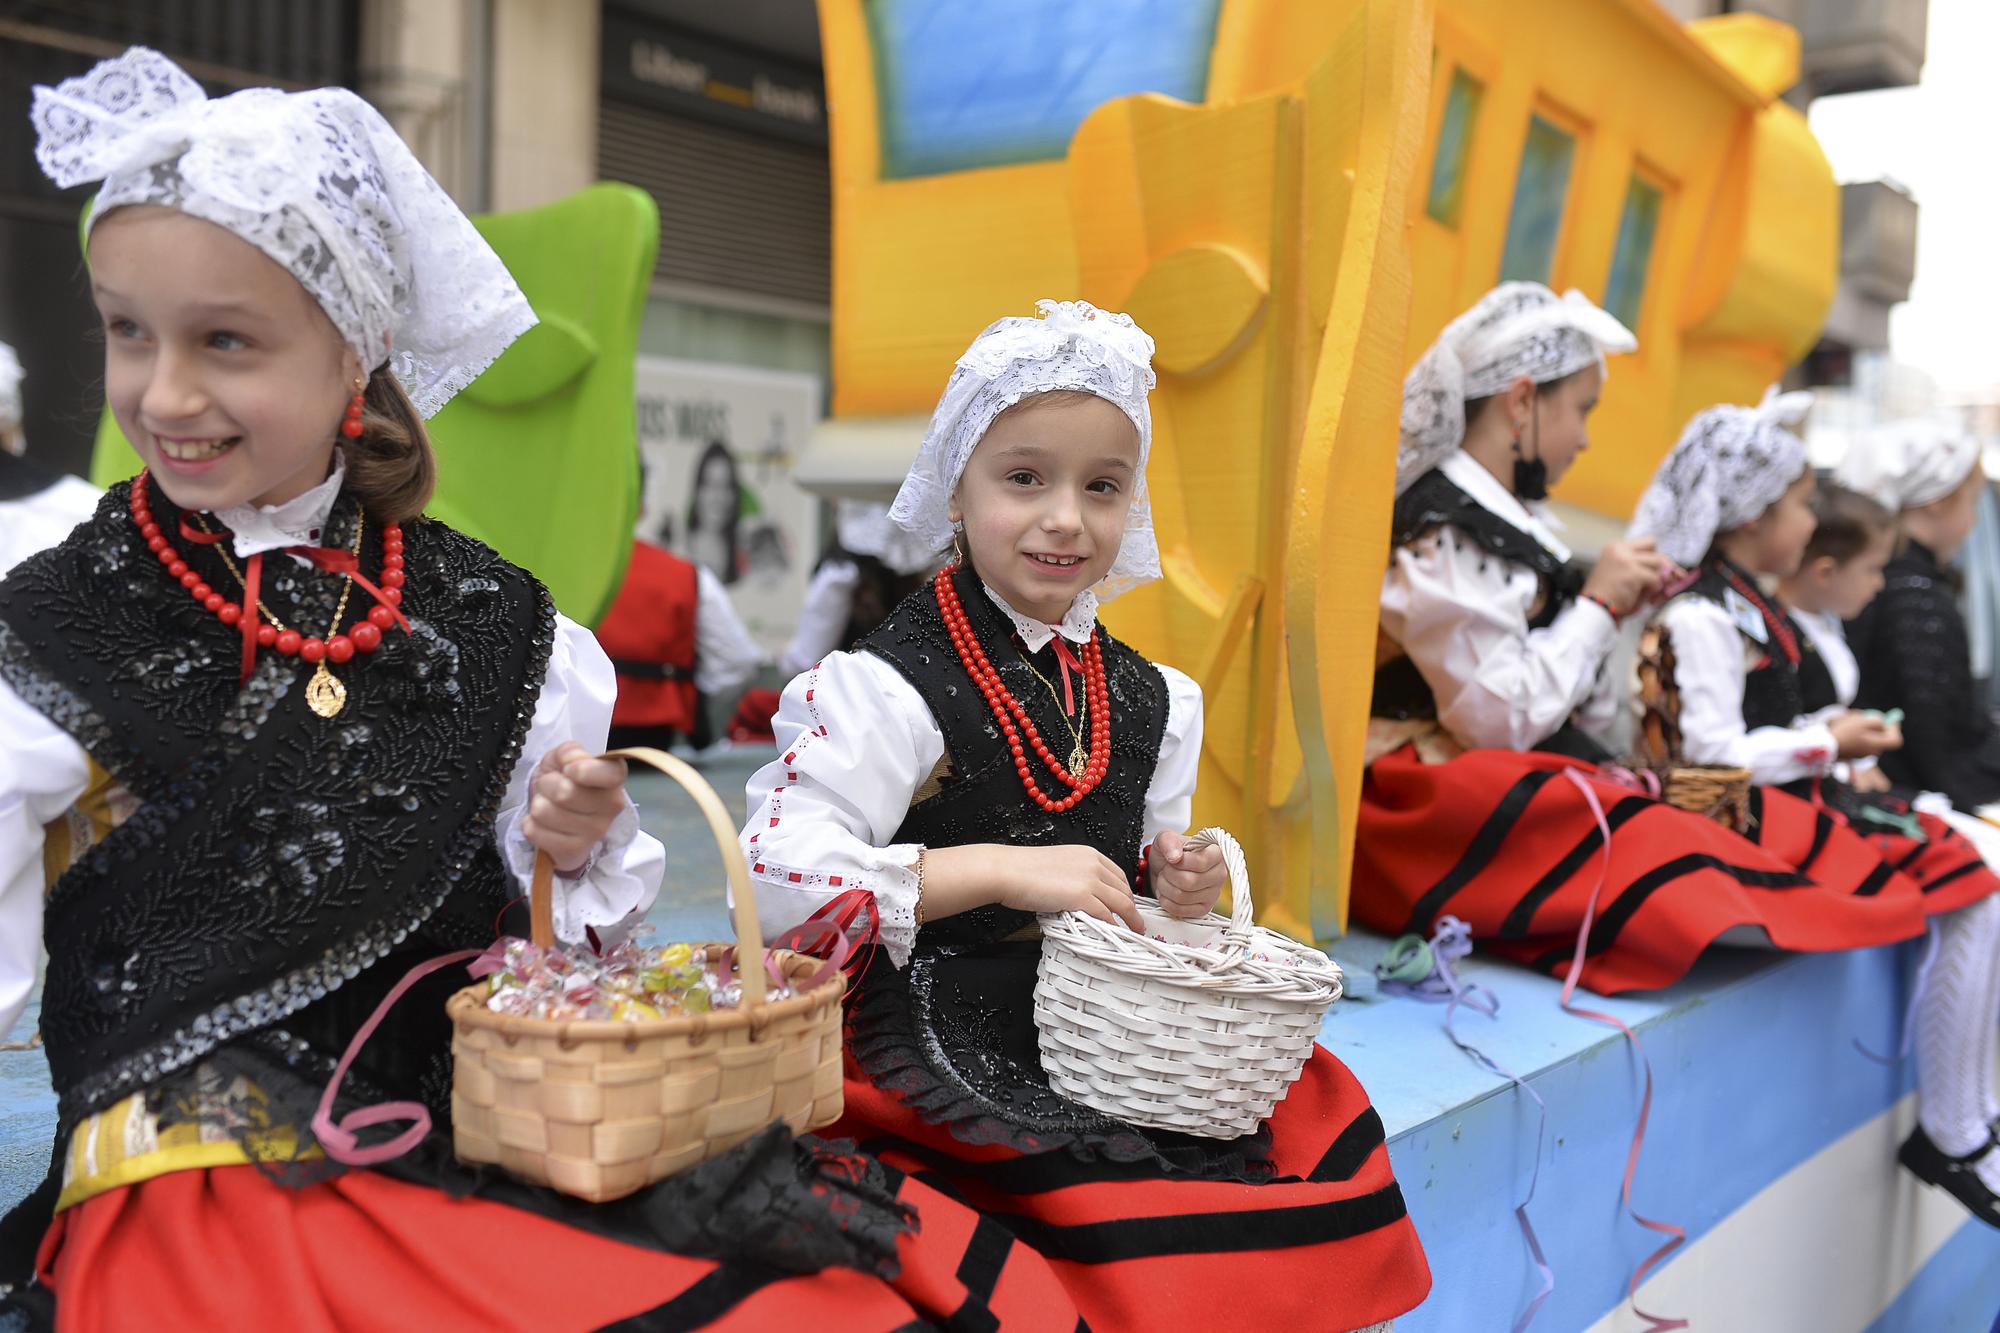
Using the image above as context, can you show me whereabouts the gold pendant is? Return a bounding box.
[1069,739,1087,774]
[305,661,347,718]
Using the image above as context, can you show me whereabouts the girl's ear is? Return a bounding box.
[1805,554,1836,581]
[947,489,963,525]
[1502,375,1537,432]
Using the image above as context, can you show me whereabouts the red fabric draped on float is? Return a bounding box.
[1352,746,1938,995]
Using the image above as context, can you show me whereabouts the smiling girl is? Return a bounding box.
[739,301,1431,1332]
[0,48,998,1331]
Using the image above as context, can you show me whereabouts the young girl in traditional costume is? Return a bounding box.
[741,300,1432,1331]
[1831,421,2000,1222]
[0,48,1018,1332]
[1351,284,1929,994]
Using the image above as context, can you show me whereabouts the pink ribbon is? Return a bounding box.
[311,947,490,1166]
[1559,768,1688,1332]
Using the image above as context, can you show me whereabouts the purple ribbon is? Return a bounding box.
[1379,916,1556,1332]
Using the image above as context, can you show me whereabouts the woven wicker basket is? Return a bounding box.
[1634,624,1754,832]
[448,747,844,1203]
[1034,828,1343,1139]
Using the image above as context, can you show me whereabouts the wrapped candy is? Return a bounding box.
[484,935,791,1020]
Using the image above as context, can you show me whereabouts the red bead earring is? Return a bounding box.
[340,377,366,440]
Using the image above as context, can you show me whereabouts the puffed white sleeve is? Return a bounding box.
[692,565,766,700]
[1143,664,1202,848]
[1378,527,1618,752]
[494,613,667,944]
[0,678,92,1035]
[739,651,943,968]
[779,560,861,679]
[1659,598,1837,786]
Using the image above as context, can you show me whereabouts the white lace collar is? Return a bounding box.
[984,584,1098,653]
[213,453,347,559]
[1441,449,1572,563]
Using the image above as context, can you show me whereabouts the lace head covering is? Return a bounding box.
[1834,419,1982,512]
[888,299,1159,601]
[0,343,21,429]
[1627,388,1812,568]
[32,47,534,418]
[836,500,938,577]
[1397,282,1636,496]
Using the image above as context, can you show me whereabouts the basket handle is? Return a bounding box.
[529,746,767,1008]
[1182,827,1255,943]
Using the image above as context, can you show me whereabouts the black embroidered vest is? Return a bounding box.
[1373,467,1599,759]
[858,567,1167,953]
[1683,559,1837,731]
[0,482,552,1132]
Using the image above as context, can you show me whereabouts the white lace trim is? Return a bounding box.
[33,46,534,417]
[213,453,346,558]
[985,584,1096,652]
[1628,388,1811,568]
[889,299,1161,602]
[1398,283,1635,497]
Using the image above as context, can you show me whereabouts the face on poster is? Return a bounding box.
[633,355,822,655]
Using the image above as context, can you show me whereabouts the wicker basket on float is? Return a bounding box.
[1034,827,1343,1139]
[447,747,845,1203]
[1632,624,1754,832]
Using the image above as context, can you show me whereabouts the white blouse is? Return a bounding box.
[690,563,765,700]
[1656,594,1838,786]
[1375,451,1619,754]
[0,474,102,577]
[740,586,1201,968]
[0,483,666,1037]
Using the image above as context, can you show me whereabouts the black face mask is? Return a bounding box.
[1512,398,1549,501]
[1512,454,1550,503]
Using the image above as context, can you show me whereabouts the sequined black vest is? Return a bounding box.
[1684,559,1838,731]
[858,568,1168,952]
[0,482,551,1131]
[1373,467,1598,758]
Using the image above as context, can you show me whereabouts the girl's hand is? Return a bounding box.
[521,742,630,872]
[1828,712,1903,760]
[989,844,1144,931]
[1584,538,1675,617]
[1149,830,1227,919]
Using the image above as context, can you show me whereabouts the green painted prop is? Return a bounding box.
[88,182,659,626]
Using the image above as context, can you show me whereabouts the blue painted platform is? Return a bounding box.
[5,745,1998,1329]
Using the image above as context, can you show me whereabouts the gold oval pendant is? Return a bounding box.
[305,661,347,718]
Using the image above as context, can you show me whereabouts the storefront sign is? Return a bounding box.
[602,8,826,147]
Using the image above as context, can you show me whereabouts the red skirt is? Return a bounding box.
[1352,746,1936,994]
[34,1162,1075,1331]
[1860,809,1999,917]
[828,1047,1432,1332]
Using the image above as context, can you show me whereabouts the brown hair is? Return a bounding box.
[1804,482,1894,565]
[343,368,436,525]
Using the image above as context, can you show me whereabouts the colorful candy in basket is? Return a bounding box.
[448,748,848,1203]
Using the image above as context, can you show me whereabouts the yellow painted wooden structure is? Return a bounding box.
[814,0,1836,938]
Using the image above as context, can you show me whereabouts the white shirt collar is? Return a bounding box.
[1440,449,1572,563]
[984,584,1098,653]
[212,453,346,559]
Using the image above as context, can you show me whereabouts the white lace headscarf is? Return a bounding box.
[837,500,939,577]
[1627,388,1813,568]
[32,47,534,417]
[1397,282,1636,497]
[888,299,1160,601]
[0,343,21,429]
[1834,419,1982,512]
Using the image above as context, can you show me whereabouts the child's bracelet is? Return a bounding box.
[914,848,927,928]
[1581,592,1623,623]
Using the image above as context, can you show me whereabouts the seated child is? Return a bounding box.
[1642,405,2000,1226]
[1353,285,1926,995]
[741,300,1432,1332]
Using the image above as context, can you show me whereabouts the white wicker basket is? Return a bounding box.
[1033,828,1343,1138]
